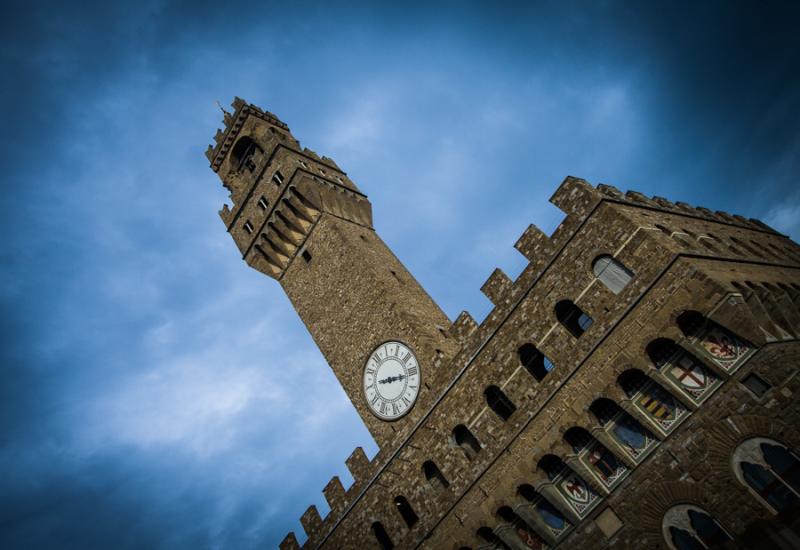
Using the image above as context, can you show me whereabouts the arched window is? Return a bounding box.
[496,506,547,549]
[554,300,593,338]
[564,426,593,453]
[485,385,516,421]
[564,427,628,488]
[592,255,634,294]
[423,460,449,490]
[517,484,571,539]
[476,526,502,547]
[676,311,705,337]
[675,311,754,373]
[538,454,567,481]
[394,495,418,528]
[618,369,687,434]
[646,338,720,403]
[538,455,601,518]
[230,136,263,173]
[518,343,555,381]
[733,437,800,513]
[662,504,733,550]
[452,424,481,460]
[371,521,394,550]
[589,398,657,462]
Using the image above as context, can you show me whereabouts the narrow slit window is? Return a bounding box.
[243,220,254,234]
[422,460,449,490]
[452,424,481,460]
[257,196,269,210]
[371,522,394,550]
[272,171,284,186]
[393,496,418,528]
[302,250,312,263]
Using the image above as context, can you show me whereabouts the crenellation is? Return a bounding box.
[300,505,323,542]
[279,532,301,550]
[513,223,552,263]
[345,447,371,484]
[624,190,656,207]
[448,310,478,344]
[596,183,625,199]
[652,195,676,210]
[480,268,513,307]
[322,476,347,516]
[550,176,599,220]
[674,200,696,214]
[206,100,800,550]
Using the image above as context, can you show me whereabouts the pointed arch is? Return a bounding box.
[662,504,733,550]
[230,136,263,173]
[732,437,800,513]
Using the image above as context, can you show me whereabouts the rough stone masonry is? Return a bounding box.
[206,98,800,550]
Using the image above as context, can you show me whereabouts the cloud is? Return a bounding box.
[2,1,799,549]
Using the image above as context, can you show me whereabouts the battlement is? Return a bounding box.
[205,97,290,172]
[459,177,784,336]
[268,165,799,547]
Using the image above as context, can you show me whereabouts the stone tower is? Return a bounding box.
[205,98,456,449]
[207,99,800,550]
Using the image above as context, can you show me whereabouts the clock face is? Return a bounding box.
[363,341,421,421]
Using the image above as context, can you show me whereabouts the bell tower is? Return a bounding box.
[206,98,457,450]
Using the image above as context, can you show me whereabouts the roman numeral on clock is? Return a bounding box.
[399,351,409,364]
[407,366,418,377]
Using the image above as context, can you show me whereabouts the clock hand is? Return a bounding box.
[377,373,406,385]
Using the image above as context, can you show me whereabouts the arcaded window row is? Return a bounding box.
[370,307,776,549]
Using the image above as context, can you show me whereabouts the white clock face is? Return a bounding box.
[363,341,421,421]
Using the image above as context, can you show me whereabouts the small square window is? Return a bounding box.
[272,171,284,186]
[742,372,771,398]
[301,250,312,263]
[257,196,268,211]
[595,507,623,539]
[243,220,254,234]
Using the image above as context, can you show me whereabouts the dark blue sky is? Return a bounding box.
[2,1,799,548]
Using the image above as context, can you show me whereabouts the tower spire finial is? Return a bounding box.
[216,100,231,117]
